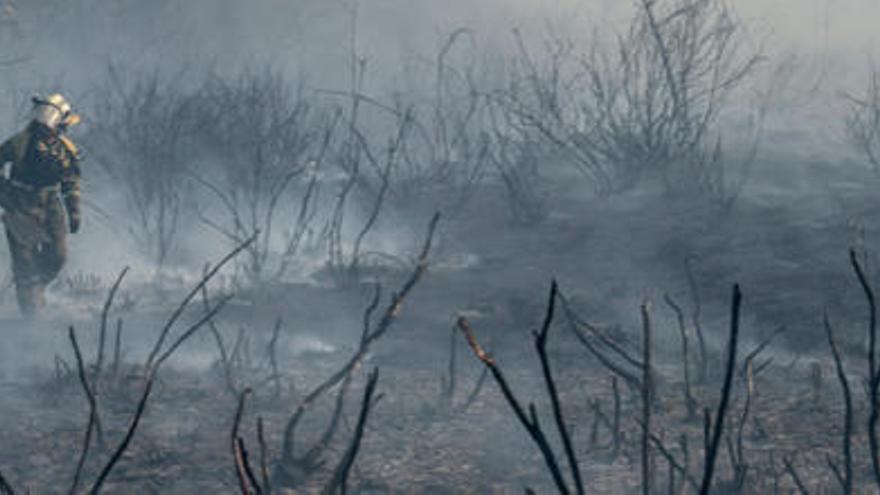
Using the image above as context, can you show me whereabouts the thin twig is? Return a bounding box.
[783,457,811,495]
[461,366,489,412]
[685,257,708,382]
[145,233,256,369]
[647,432,699,490]
[560,295,642,389]
[444,323,458,403]
[96,267,130,379]
[258,417,271,494]
[641,303,653,495]
[323,368,381,495]
[534,281,584,494]
[665,294,697,419]
[267,318,283,398]
[281,214,439,467]
[699,285,742,494]
[824,312,853,494]
[88,377,155,494]
[69,326,101,495]
[458,317,571,494]
[112,318,124,377]
[89,239,250,494]
[233,388,256,495]
[850,248,880,489]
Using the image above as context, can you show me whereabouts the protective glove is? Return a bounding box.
[68,213,81,234]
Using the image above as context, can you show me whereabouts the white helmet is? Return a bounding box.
[32,93,80,130]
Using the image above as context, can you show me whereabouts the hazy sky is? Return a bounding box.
[2,1,878,92]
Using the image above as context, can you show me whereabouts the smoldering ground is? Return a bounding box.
[2,0,880,493]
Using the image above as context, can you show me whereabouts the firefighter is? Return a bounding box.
[0,93,82,316]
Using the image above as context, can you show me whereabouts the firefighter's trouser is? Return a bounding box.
[3,188,67,316]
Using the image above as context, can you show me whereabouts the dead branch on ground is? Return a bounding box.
[277,213,439,485]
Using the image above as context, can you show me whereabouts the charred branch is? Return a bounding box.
[457,316,571,494]
[699,284,742,494]
[279,213,439,478]
[641,303,654,495]
[69,326,102,495]
[850,248,880,489]
[824,312,853,494]
[323,367,381,495]
[534,281,584,494]
[95,267,130,380]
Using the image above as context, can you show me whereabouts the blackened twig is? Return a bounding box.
[665,294,697,419]
[461,366,489,412]
[587,399,614,442]
[850,248,880,489]
[88,377,155,494]
[783,457,811,495]
[741,326,787,377]
[444,323,458,402]
[145,233,256,370]
[561,293,644,371]
[111,318,124,377]
[699,285,742,494]
[685,257,708,382]
[534,281,584,494]
[236,437,262,495]
[458,317,570,494]
[323,368,381,495]
[96,267,129,379]
[560,295,642,390]
[152,295,234,370]
[201,279,238,398]
[281,214,438,466]
[824,312,853,494]
[641,303,653,495]
[732,361,753,489]
[647,432,699,490]
[257,417,271,495]
[88,239,249,494]
[232,388,257,495]
[267,318,283,398]
[69,326,101,495]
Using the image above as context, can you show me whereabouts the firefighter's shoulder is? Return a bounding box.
[1,128,30,161]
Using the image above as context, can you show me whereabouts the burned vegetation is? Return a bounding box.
[4,0,880,493]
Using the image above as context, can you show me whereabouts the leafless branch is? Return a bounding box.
[322,368,381,495]
[824,312,853,494]
[69,326,102,495]
[96,267,130,380]
[457,316,571,494]
[534,281,584,494]
[699,284,742,494]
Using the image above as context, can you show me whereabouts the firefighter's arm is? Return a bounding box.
[0,135,15,176]
[0,131,28,178]
[61,155,82,234]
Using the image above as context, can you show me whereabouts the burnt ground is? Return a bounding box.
[1,130,880,493]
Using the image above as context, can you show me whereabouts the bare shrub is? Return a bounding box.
[499,0,763,209]
[845,69,880,173]
[88,67,199,268]
[190,69,330,287]
[395,29,492,212]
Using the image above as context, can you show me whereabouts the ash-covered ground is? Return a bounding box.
[2,1,880,494]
